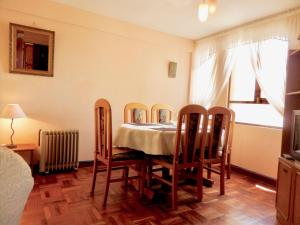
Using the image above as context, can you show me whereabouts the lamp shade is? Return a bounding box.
[1,104,26,119]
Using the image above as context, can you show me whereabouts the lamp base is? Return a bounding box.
[6,144,17,149]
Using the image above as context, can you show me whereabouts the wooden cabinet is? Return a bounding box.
[277,159,293,224]
[277,158,300,225]
[282,51,300,155]
[277,50,300,225]
[292,169,300,225]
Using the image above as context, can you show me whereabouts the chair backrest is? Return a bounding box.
[207,106,231,160]
[173,104,208,167]
[124,102,149,123]
[95,98,112,161]
[227,109,235,154]
[151,104,173,123]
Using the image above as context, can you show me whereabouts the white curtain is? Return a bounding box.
[195,10,300,52]
[189,48,237,108]
[190,9,300,107]
[250,40,288,115]
[215,48,237,103]
[189,52,217,107]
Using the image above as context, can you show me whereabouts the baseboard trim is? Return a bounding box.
[231,164,277,187]
[79,160,94,168]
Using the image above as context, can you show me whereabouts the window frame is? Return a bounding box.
[228,77,269,104]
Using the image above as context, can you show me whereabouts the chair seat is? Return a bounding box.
[112,148,145,161]
[153,148,221,165]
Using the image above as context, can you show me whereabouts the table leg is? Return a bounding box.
[161,168,171,192]
[162,168,170,178]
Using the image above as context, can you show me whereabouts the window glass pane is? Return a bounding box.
[230,103,283,127]
[230,45,256,101]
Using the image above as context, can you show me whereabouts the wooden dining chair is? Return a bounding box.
[226,109,235,179]
[205,106,231,196]
[151,104,173,123]
[149,104,208,209]
[124,102,149,123]
[90,99,146,207]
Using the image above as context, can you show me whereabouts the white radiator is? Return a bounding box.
[39,130,79,173]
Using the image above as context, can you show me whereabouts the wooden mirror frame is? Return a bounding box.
[9,23,55,77]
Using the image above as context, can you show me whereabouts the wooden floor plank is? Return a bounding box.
[20,167,278,225]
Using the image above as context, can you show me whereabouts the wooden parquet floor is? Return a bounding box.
[21,167,279,225]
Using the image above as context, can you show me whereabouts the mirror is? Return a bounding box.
[9,23,55,77]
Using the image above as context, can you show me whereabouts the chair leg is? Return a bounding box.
[90,159,98,195]
[220,162,225,196]
[123,166,129,190]
[171,171,178,210]
[102,165,112,207]
[227,153,231,179]
[196,165,203,202]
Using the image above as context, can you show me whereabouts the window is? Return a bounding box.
[229,39,288,127]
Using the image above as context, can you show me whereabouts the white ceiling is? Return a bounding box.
[51,0,300,40]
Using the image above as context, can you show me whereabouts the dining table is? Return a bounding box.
[114,122,214,192]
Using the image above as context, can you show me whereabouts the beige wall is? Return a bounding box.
[231,124,282,179]
[0,0,194,161]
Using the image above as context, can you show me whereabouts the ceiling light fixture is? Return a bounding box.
[198,2,209,22]
[198,0,217,22]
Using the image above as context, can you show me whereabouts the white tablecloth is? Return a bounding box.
[114,123,177,155]
[114,123,223,156]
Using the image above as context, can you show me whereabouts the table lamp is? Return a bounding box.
[1,104,26,148]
